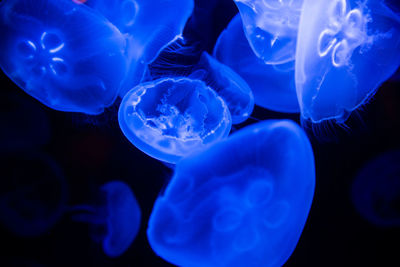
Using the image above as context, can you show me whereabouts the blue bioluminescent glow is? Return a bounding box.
[234,0,303,65]
[70,181,141,258]
[0,0,128,114]
[352,150,400,227]
[295,0,400,123]
[85,0,194,97]
[118,77,232,164]
[214,14,299,113]
[190,52,254,124]
[147,120,315,267]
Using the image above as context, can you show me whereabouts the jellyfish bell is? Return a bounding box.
[118,77,232,164]
[0,151,67,237]
[69,181,141,258]
[0,0,128,114]
[234,0,304,65]
[147,119,315,267]
[295,0,400,124]
[213,14,299,113]
[84,0,195,97]
[189,52,254,124]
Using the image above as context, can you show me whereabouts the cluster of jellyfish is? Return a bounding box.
[0,0,399,266]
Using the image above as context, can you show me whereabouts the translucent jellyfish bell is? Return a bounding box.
[352,150,400,227]
[295,0,400,123]
[0,0,127,114]
[234,0,304,64]
[118,77,232,164]
[85,0,194,97]
[189,52,254,124]
[214,14,299,113]
[147,120,315,267]
[70,181,141,257]
[0,152,67,237]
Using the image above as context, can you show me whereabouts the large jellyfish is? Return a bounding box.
[352,150,400,227]
[214,14,299,113]
[83,0,194,97]
[0,152,67,237]
[69,181,141,257]
[295,0,400,123]
[118,77,232,164]
[189,52,254,124]
[234,0,304,65]
[147,120,315,267]
[0,0,128,114]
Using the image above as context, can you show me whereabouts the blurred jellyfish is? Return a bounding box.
[118,77,232,164]
[214,14,299,113]
[69,181,141,258]
[0,92,50,152]
[352,150,400,227]
[189,52,254,124]
[234,0,304,65]
[84,0,194,97]
[295,0,400,124]
[0,0,128,114]
[147,120,315,267]
[0,152,67,237]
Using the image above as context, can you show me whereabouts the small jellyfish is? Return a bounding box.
[352,150,400,227]
[234,0,304,64]
[295,0,400,123]
[0,0,128,114]
[147,120,315,267]
[69,181,141,258]
[0,152,67,237]
[118,77,232,164]
[214,14,299,113]
[189,52,254,124]
[84,0,195,97]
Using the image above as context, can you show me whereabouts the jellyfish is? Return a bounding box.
[189,52,254,124]
[118,77,232,164]
[0,0,128,114]
[234,0,304,65]
[69,181,141,258]
[147,119,315,267]
[295,0,400,124]
[0,92,50,152]
[214,14,299,113]
[83,0,194,97]
[352,150,400,227]
[0,152,67,237]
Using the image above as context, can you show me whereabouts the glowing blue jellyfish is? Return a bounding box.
[70,181,141,257]
[234,0,304,65]
[0,0,128,114]
[118,77,232,164]
[147,120,315,267]
[295,0,400,123]
[0,152,67,237]
[214,14,299,113]
[84,0,194,97]
[190,52,254,124]
[352,150,400,227]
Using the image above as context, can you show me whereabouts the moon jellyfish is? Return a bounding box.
[189,52,254,124]
[234,0,304,64]
[147,120,315,267]
[0,0,128,114]
[118,77,232,164]
[214,14,299,113]
[70,181,141,258]
[352,150,400,227]
[84,0,194,97]
[0,152,67,237]
[295,0,400,123]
